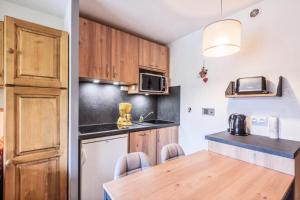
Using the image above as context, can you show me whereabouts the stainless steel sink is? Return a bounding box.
[144,119,174,124]
[134,119,175,125]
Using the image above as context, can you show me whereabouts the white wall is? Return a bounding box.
[170,0,300,154]
[64,0,80,199]
[0,0,65,30]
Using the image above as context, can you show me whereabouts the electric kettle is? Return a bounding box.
[228,114,248,136]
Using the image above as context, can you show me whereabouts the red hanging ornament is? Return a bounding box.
[199,65,208,83]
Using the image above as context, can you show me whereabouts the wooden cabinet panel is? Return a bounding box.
[79,17,111,81]
[16,91,60,155]
[4,16,68,88]
[4,86,68,200]
[111,29,139,84]
[138,39,151,68]
[95,22,111,80]
[18,158,60,200]
[139,39,169,72]
[149,42,159,68]
[157,46,169,71]
[0,21,3,85]
[129,130,157,166]
[79,17,91,78]
[156,126,179,164]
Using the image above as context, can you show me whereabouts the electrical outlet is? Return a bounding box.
[202,108,215,116]
[251,116,268,126]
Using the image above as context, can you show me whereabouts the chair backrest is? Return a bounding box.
[114,152,151,180]
[160,143,185,163]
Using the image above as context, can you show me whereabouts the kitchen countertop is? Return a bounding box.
[79,121,180,140]
[205,132,300,159]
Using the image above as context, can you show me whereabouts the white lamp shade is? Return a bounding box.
[202,19,241,57]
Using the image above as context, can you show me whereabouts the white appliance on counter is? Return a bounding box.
[247,116,279,139]
[81,134,128,200]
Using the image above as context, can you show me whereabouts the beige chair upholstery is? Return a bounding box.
[114,152,151,180]
[160,143,185,163]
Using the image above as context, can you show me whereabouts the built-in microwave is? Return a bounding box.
[140,73,166,93]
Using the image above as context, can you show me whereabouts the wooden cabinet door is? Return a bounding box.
[79,17,94,79]
[0,21,3,85]
[79,17,111,81]
[129,130,157,166]
[4,86,68,200]
[139,39,169,72]
[149,42,160,68]
[156,126,179,164]
[138,39,151,68]
[4,16,68,88]
[111,29,139,84]
[157,46,169,72]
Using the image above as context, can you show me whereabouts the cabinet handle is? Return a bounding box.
[139,133,149,136]
[7,48,14,54]
[106,64,109,78]
[81,148,87,166]
[113,65,116,78]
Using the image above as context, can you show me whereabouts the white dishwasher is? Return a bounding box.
[80,134,128,200]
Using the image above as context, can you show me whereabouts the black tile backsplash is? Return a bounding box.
[157,86,181,123]
[79,83,180,125]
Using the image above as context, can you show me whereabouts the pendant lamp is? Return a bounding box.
[202,0,241,57]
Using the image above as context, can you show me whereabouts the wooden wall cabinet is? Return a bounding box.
[156,126,179,164]
[79,17,169,86]
[111,29,139,84]
[129,129,157,166]
[79,17,139,85]
[129,126,179,166]
[4,16,68,88]
[79,17,111,81]
[139,38,169,72]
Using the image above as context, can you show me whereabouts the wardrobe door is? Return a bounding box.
[4,87,68,200]
[0,21,3,85]
[4,16,68,88]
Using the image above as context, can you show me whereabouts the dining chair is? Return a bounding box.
[160,143,185,163]
[114,152,151,180]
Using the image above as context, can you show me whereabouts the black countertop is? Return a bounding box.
[79,121,180,140]
[205,132,300,159]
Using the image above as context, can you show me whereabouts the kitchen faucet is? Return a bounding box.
[139,111,154,122]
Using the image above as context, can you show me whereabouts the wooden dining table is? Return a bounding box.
[103,151,294,200]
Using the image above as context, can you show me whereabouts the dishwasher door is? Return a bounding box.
[81,134,128,200]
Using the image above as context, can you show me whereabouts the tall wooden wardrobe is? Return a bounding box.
[1,16,68,200]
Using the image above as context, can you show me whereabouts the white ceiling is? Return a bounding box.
[80,0,262,44]
[5,0,68,18]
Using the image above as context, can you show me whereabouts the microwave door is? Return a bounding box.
[140,73,163,93]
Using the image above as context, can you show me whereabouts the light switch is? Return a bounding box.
[202,108,215,116]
